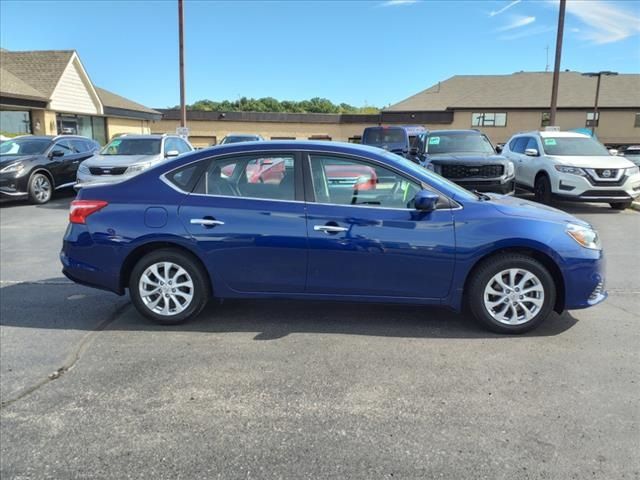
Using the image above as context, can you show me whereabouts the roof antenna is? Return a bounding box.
[545,45,550,72]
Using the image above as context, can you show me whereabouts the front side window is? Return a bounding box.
[101,138,161,156]
[510,137,529,154]
[425,133,495,155]
[194,154,296,201]
[472,112,507,127]
[51,139,74,156]
[309,154,421,209]
[541,136,609,156]
[525,137,539,152]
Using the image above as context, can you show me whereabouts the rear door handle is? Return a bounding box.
[191,218,224,227]
[314,225,348,233]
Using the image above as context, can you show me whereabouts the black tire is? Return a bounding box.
[28,172,53,204]
[610,201,632,210]
[533,174,553,205]
[129,248,210,324]
[466,254,556,334]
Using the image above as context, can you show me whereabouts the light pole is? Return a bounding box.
[549,0,566,126]
[178,0,186,130]
[582,71,618,136]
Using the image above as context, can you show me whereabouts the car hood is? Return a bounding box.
[487,193,589,226]
[83,154,162,167]
[550,155,634,168]
[427,153,509,164]
[0,155,39,166]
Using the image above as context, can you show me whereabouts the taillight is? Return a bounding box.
[69,200,108,224]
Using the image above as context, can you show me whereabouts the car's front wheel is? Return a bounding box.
[467,254,556,334]
[533,174,552,204]
[129,249,210,324]
[610,201,632,210]
[28,172,53,204]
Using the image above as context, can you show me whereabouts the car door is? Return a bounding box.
[505,137,529,187]
[66,139,96,184]
[304,153,456,299]
[46,139,75,186]
[176,151,308,294]
[521,137,542,188]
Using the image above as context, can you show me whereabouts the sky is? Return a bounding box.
[1,0,639,109]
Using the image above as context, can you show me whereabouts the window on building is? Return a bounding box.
[55,113,107,145]
[541,112,551,127]
[271,136,296,140]
[0,111,32,135]
[348,136,362,144]
[634,113,640,128]
[308,135,332,141]
[586,112,599,127]
[472,112,507,127]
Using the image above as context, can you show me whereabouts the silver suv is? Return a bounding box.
[77,134,193,186]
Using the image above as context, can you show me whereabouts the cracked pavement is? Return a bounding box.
[1,192,639,479]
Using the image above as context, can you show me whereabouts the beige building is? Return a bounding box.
[154,71,639,148]
[0,49,160,144]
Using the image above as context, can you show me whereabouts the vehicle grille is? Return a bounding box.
[580,190,630,198]
[440,164,504,179]
[592,168,620,179]
[89,167,128,176]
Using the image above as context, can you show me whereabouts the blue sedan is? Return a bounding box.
[61,141,606,334]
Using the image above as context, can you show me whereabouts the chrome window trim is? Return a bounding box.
[159,147,463,211]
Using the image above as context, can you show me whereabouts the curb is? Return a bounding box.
[631,202,640,212]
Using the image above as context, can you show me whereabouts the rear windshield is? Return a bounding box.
[363,129,406,145]
[426,133,495,155]
[101,138,161,155]
[541,137,609,156]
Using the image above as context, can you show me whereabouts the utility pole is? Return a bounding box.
[545,45,549,72]
[178,0,186,129]
[582,71,618,136]
[549,0,566,126]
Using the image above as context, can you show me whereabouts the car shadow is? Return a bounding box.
[0,278,579,340]
[514,192,627,215]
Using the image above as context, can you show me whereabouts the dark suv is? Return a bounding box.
[410,130,515,194]
[0,135,99,204]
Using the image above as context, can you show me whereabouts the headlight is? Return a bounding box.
[626,166,640,176]
[126,161,153,174]
[566,223,601,250]
[555,165,586,176]
[505,161,515,177]
[78,163,90,174]
[0,161,25,174]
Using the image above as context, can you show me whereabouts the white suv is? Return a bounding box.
[502,130,640,210]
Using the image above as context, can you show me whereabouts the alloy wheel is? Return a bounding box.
[33,175,51,202]
[483,268,545,325]
[138,262,194,316]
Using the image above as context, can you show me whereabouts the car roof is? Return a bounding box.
[225,133,261,137]
[112,134,171,140]
[514,131,590,138]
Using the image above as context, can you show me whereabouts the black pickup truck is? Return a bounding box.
[410,129,515,194]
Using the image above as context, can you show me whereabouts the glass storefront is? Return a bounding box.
[0,110,32,135]
[56,113,107,145]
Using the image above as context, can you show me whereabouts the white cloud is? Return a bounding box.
[498,15,536,31]
[500,25,555,40]
[489,0,522,17]
[380,0,418,6]
[563,0,640,44]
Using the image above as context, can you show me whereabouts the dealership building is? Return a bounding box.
[155,71,639,147]
[0,49,161,144]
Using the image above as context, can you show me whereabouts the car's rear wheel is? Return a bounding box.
[129,249,210,324]
[467,254,556,334]
[534,174,552,204]
[28,172,52,204]
[609,201,632,210]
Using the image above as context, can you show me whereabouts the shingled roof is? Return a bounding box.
[0,66,47,101]
[95,87,160,115]
[386,72,640,111]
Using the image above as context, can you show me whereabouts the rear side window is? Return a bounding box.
[165,163,202,192]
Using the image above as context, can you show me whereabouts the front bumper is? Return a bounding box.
[562,248,607,310]
[552,171,640,202]
[0,174,29,200]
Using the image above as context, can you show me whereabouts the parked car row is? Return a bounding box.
[0,134,193,204]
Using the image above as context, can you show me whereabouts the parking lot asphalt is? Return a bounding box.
[1,191,639,479]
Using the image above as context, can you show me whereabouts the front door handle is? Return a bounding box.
[314,225,348,234]
[191,218,224,227]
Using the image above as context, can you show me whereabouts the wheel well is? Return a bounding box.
[463,247,565,313]
[535,170,549,183]
[30,168,55,189]
[119,241,212,294]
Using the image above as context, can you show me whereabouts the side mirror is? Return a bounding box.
[525,148,539,157]
[608,149,618,156]
[49,149,65,158]
[165,150,180,158]
[495,145,503,154]
[413,189,439,212]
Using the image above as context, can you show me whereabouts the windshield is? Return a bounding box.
[541,137,609,156]
[379,150,478,201]
[363,129,406,145]
[220,136,258,144]
[101,138,161,156]
[426,133,495,155]
[0,138,51,156]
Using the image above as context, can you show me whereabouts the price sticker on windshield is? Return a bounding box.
[428,136,441,145]
[544,138,557,146]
